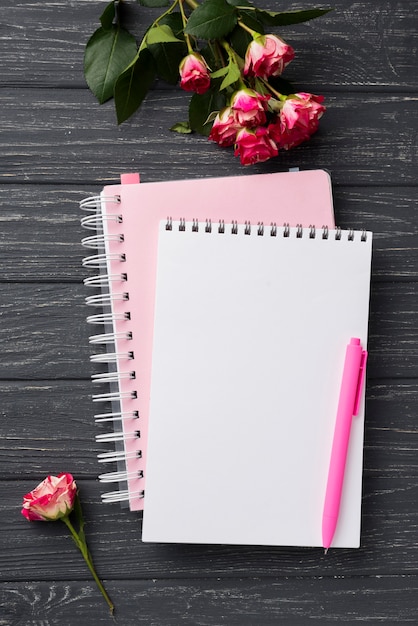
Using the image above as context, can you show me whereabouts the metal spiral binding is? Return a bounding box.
[86,312,130,325]
[81,193,143,505]
[98,469,144,483]
[164,219,369,242]
[94,410,139,423]
[97,449,142,463]
[85,292,129,307]
[81,233,124,249]
[91,371,135,384]
[89,331,133,345]
[80,195,120,212]
[81,213,123,230]
[82,253,126,268]
[101,490,144,503]
[84,273,127,287]
[96,430,140,443]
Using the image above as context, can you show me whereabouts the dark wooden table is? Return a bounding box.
[2,1,418,623]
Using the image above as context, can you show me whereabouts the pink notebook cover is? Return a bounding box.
[94,170,335,510]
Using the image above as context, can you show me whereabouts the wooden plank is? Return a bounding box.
[0,381,97,478]
[1,1,418,89]
[1,576,418,624]
[2,89,418,185]
[4,477,418,579]
[1,379,417,479]
[0,283,91,379]
[0,282,417,379]
[1,185,418,281]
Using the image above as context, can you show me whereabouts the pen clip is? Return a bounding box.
[353,350,368,416]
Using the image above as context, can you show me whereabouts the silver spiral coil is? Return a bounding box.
[81,191,142,508]
[164,219,369,242]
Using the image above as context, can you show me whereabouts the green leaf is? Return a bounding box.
[170,121,192,134]
[235,8,265,34]
[228,8,264,58]
[148,40,188,84]
[226,0,254,6]
[160,12,186,39]
[137,0,170,6]
[185,0,238,40]
[219,62,241,90]
[254,8,333,27]
[147,14,187,84]
[114,49,156,124]
[189,87,227,136]
[146,24,182,45]
[210,66,229,79]
[100,1,116,30]
[212,58,241,91]
[84,26,138,104]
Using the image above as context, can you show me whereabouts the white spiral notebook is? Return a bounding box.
[80,169,336,516]
[142,221,372,547]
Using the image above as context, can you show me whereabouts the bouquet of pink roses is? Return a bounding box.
[85,0,330,165]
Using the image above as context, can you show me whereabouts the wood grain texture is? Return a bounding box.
[1,1,417,89]
[1,379,417,479]
[1,185,418,282]
[3,478,418,581]
[2,89,418,185]
[1,0,418,622]
[1,576,418,625]
[0,282,417,379]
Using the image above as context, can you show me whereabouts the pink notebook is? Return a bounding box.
[81,170,335,511]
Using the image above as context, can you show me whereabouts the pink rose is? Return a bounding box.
[230,89,270,127]
[179,53,211,95]
[208,107,241,147]
[244,34,295,79]
[21,473,77,521]
[269,93,326,149]
[234,127,278,166]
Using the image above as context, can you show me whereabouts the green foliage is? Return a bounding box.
[171,121,192,133]
[254,8,333,27]
[84,26,138,104]
[185,0,238,40]
[211,57,241,91]
[146,24,182,44]
[84,0,331,142]
[100,1,117,30]
[114,49,156,124]
[147,13,187,84]
[189,88,227,135]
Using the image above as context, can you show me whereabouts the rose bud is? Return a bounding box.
[230,89,270,127]
[244,34,295,79]
[234,126,278,166]
[208,107,241,147]
[179,53,211,95]
[21,473,77,521]
[269,92,326,150]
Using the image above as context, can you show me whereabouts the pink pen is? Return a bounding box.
[322,338,367,552]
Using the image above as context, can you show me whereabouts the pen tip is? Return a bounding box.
[324,548,328,555]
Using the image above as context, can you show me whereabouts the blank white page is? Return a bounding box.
[142,222,372,547]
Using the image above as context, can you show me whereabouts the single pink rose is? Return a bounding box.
[244,34,295,79]
[234,126,278,166]
[179,53,211,95]
[269,93,326,150]
[230,89,270,127]
[21,473,77,521]
[208,107,241,147]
